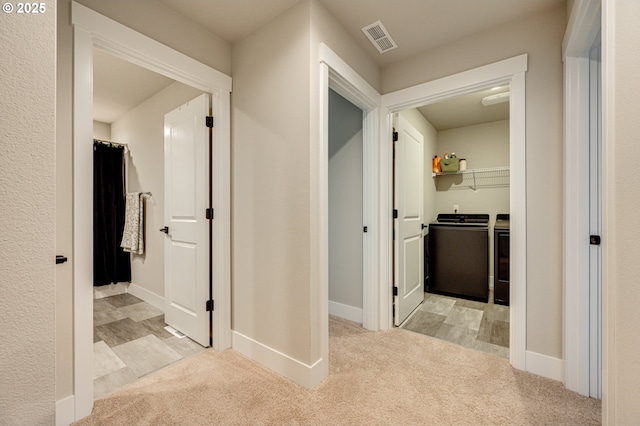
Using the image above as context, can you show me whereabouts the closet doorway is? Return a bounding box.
[327,89,365,325]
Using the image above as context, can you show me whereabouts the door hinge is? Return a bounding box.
[393,286,398,296]
[392,131,398,142]
[206,208,215,220]
[590,235,601,245]
[206,116,214,128]
[363,226,368,233]
[206,300,214,312]
[393,209,398,219]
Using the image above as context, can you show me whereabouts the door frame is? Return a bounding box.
[71,2,232,419]
[562,0,602,397]
[317,44,382,381]
[380,55,528,370]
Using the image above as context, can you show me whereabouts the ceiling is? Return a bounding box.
[94,0,563,125]
[157,0,300,44]
[317,0,563,67]
[158,0,564,67]
[418,86,510,131]
[93,50,174,123]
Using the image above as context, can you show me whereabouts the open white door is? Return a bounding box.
[394,115,425,325]
[163,93,211,347]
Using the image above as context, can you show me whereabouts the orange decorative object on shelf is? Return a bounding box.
[432,155,441,173]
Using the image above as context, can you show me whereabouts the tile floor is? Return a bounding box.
[93,293,206,399]
[401,291,510,358]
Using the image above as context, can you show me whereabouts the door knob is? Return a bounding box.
[159,226,169,234]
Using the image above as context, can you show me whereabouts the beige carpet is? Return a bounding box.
[75,317,600,425]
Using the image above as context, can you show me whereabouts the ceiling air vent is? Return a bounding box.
[362,20,397,54]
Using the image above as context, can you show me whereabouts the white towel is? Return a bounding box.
[121,192,145,255]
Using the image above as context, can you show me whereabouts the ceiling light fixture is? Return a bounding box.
[481,91,510,106]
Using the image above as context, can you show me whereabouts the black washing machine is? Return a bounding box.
[428,214,489,302]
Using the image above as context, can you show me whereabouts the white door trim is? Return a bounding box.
[317,44,381,378]
[71,2,232,420]
[562,0,602,397]
[380,55,528,371]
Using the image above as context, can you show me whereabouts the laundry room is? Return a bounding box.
[395,86,511,358]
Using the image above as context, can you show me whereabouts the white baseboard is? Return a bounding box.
[127,283,164,312]
[232,331,326,389]
[56,395,75,426]
[93,282,129,299]
[526,350,564,382]
[328,300,363,323]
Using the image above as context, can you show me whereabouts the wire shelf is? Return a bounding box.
[433,166,510,190]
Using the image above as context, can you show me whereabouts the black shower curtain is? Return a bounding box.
[93,141,131,286]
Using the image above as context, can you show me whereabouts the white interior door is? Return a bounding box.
[394,114,424,325]
[163,93,211,347]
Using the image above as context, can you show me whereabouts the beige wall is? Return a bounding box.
[56,0,232,401]
[0,1,56,423]
[111,82,204,299]
[328,90,363,311]
[383,5,566,359]
[93,120,111,140]
[608,0,640,421]
[232,0,381,367]
[231,1,313,364]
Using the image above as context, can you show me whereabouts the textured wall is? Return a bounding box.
[0,1,56,423]
[383,5,567,359]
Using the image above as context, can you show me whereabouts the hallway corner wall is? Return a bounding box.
[231,0,313,366]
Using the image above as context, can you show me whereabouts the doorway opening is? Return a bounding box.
[393,86,512,359]
[380,54,528,371]
[91,49,208,398]
[72,3,232,418]
[327,89,365,324]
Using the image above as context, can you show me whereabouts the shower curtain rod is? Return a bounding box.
[93,139,128,149]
